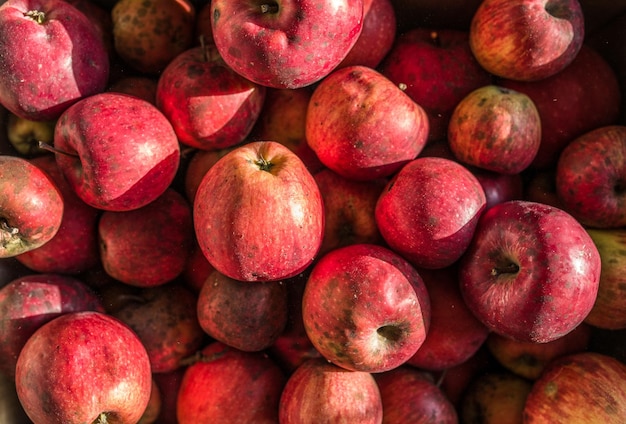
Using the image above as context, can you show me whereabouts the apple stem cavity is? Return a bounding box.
[24,10,46,24]
[491,260,520,276]
[255,156,275,172]
[259,2,279,14]
[37,141,79,158]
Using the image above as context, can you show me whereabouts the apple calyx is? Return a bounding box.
[0,218,25,254]
[377,324,403,343]
[24,10,46,24]
[94,411,116,424]
[260,2,280,14]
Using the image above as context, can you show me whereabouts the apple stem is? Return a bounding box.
[24,10,46,24]
[37,141,79,158]
[260,3,279,14]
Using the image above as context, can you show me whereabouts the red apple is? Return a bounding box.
[156,44,266,151]
[0,154,64,257]
[210,0,364,88]
[448,85,542,175]
[302,243,431,373]
[152,367,185,424]
[193,141,324,282]
[15,311,153,424]
[306,65,429,181]
[469,0,585,81]
[279,358,383,424]
[197,269,288,352]
[53,92,180,211]
[107,75,158,105]
[459,200,601,343]
[375,156,486,269]
[524,169,565,209]
[177,341,286,423]
[379,28,493,142]
[555,125,626,228]
[0,0,109,121]
[183,146,237,204]
[523,352,626,423]
[472,168,525,210]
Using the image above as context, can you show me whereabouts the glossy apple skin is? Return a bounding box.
[0,0,109,121]
[375,366,458,424]
[15,311,152,424]
[0,155,64,258]
[459,200,601,343]
[193,141,324,282]
[380,28,492,141]
[375,156,486,269]
[523,352,626,423]
[279,358,383,424]
[177,342,286,424]
[156,44,266,151]
[469,0,585,81]
[211,0,364,89]
[500,44,622,170]
[306,66,429,181]
[98,188,194,287]
[16,155,100,274]
[53,92,180,212]
[448,85,542,175]
[302,243,431,373]
[197,269,288,352]
[0,273,104,376]
[555,125,626,228]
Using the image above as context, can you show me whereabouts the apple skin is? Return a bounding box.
[193,141,324,282]
[0,273,104,376]
[302,243,431,373]
[555,125,626,229]
[374,366,458,424]
[183,146,237,204]
[53,92,180,212]
[0,155,64,258]
[98,188,194,287]
[196,269,288,352]
[499,44,622,170]
[375,156,487,269]
[177,341,286,424]
[473,168,524,210]
[15,311,153,424]
[306,65,429,181]
[379,28,493,142]
[448,85,542,175]
[523,352,626,423]
[278,357,383,424]
[0,0,109,121]
[156,44,266,151]
[16,154,101,274]
[469,0,585,81]
[210,0,364,89]
[459,200,601,343]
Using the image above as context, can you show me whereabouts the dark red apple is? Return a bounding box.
[473,168,524,210]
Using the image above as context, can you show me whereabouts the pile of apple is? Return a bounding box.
[1,0,626,422]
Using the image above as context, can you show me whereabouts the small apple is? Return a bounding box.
[472,168,525,210]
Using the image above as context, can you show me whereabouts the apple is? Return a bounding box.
[98,188,194,287]
[0,0,109,121]
[183,146,238,204]
[193,141,324,282]
[305,65,429,181]
[374,366,458,424]
[278,357,383,424]
[459,200,601,343]
[0,154,64,257]
[302,243,431,373]
[196,269,288,352]
[181,239,215,293]
[555,125,626,228]
[152,367,186,424]
[379,28,493,142]
[469,0,585,81]
[472,168,524,210]
[448,85,542,175]
[524,169,565,209]
[16,154,101,274]
[523,352,626,423]
[139,379,162,424]
[53,91,180,212]
[375,156,487,269]
[15,311,153,424]
[210,0,364,89]
[156,43,267,151]
[107,75,158,105]
[177,341,286,423]
[437,346,495,407]
[5,112,54,156]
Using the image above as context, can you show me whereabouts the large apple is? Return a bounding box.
[15,311,153,424]
[375,156,486,269]
[0,0,109,121]
[193,141,324,282]
[0,155,64,257]
[53,92,180,212]
[302,243,431,373]
[469,0,585,81]
[459,200,601,343]
[210,0,364,89]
